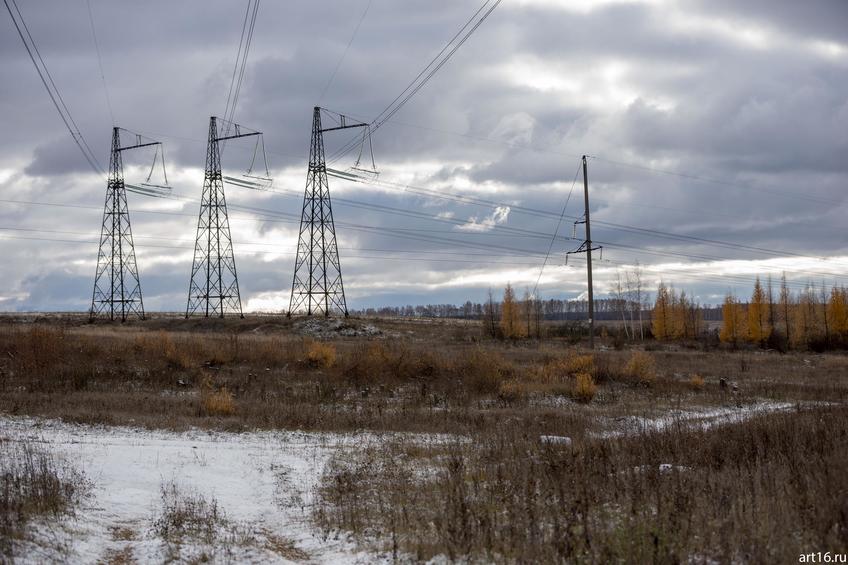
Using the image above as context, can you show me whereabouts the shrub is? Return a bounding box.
[316,405,848,564]
[306,340,337,368]
[624,351,656,385]
[565,353,595,376]
[572,372,597,403]
[497,380,526,404]
[459,349,512,394]
[200,381,236,417]
[689,374,705,391]
[153,481,225,543]
[1,440,88,555]
[536,353,595,383]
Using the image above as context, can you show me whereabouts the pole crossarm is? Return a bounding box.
[567,241,602,256]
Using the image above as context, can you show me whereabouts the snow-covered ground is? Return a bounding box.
[0,416,392,564]
[599,400,801,438]
[4,400,830,562]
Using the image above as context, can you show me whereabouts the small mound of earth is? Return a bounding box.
[250,323,291,334]
[294,317,383,338]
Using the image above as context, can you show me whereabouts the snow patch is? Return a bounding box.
[0,416,393,564]
[599,400,799,438]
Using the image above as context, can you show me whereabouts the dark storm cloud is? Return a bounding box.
[2,0,847,311]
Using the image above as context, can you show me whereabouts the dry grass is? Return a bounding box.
[572,372,597,402]
[1,439,89,558]
[200,385,236,417]
[306,340,337,368]
[102,546,135,565]
[263,530,310,561]
[624,351,657,385]
[316,404,848,563]
[1,321,846,434]
[689,373,706,391]
[109,525,137,541]
[152,481,225,544]
[1,316,848,562]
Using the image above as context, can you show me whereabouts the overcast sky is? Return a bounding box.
[1,0,847,313]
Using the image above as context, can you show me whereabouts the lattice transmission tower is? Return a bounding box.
[289,107,369,317]
[90,127,165,322]
[186,116,263,318]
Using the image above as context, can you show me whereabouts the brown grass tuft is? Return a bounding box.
[458,348,513,394]
[199,379,236,417]
[565,353,595,376]
[1,439,88,556]
[306,340,337,368]
[572,372,597,402]
[152,481,225,543]
[689,374,705,391]
[497,380,526,404]
[624,351,657,385]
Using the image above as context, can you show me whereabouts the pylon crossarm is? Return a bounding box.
[115,141,160,152]
[214,131,261,143]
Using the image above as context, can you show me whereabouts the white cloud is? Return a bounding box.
[456,206,511,232]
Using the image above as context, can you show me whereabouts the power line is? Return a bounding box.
[327,0,503,164]
[559,252,838,293]
[6,195,848,287]
[6,163,847,275]
[0,233,548,267]
[1,233,836,292]
[222,0,260,140]
[4,0,104,175]
[372,0,497,128]
[141,120,837,239]
[533,160,581,296]
[7,182,848,279]
[588,155,840,206]
[319,168,848,266]
[352,114,839,207]
[84,0,114,125]
[318,0,372,103]
[59,123,840,274]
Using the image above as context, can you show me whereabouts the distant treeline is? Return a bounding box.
[353,274,848,351]
[350,298,722,322]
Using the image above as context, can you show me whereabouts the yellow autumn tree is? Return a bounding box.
[671,289,695,340]
[792,285,817,349]
[828,286,848,337]
[747,276,770,346]
[778,273,793,345]
[652,281,671,340]
[501,283,523,339]
[720,292,745,346]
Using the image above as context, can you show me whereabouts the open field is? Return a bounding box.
[1,314,847,563]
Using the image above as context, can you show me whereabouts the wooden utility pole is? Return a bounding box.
[582,156,595,348]
[567,156,601,348]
